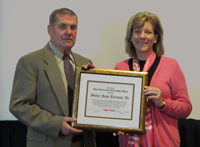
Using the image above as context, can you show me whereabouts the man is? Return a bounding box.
[9,8,95,147]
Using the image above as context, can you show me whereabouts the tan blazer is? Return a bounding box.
[9,43,96,147]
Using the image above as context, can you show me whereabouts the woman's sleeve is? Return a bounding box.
[160,61,192,118]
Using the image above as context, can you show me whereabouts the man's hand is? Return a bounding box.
[61,117,83,135]
[81,63,95,70]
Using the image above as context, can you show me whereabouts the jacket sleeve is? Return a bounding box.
[9,56,64,139]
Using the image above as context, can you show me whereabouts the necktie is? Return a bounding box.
[63,55,75,117]
[63,55,75,90]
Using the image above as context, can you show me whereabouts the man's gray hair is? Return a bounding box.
[49,8,78,26]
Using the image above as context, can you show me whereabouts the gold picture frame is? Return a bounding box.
[72,67,148,134]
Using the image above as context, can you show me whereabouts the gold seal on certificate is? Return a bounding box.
[72,67,148,134]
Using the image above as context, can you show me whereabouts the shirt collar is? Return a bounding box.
[48,41,74,63]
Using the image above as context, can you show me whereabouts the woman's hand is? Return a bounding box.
[144,86,163,107]
[113,131,125,136]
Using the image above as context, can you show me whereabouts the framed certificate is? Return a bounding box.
[72,67,148,134]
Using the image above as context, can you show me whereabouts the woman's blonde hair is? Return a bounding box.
[125,11,165,57]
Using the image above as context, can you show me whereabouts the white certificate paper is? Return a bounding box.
[85,81,135,120]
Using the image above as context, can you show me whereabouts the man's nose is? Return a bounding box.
[65,27,72,34]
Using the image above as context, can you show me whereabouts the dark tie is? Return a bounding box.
[63,55,75,90]
[63,55,75,117]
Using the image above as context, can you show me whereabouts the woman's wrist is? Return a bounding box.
[157,99,165,109]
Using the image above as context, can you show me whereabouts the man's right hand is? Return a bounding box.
[61,117,83,135]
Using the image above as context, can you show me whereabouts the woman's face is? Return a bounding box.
[131,21,158,59]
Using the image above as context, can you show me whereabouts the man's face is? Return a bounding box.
[48,14,77,53]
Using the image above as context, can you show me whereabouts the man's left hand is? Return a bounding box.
[82,63,95,70]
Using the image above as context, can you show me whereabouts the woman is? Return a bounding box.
[114,11,192,147]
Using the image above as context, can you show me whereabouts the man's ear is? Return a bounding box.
[47,25,52,36]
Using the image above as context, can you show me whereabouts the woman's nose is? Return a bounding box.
[140,31,146,38]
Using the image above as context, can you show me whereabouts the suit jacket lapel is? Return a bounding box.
[43,44,69,116]
[72,52,86,67]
